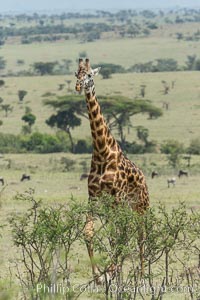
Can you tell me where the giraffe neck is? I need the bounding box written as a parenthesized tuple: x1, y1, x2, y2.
(85, 88, 119, 161)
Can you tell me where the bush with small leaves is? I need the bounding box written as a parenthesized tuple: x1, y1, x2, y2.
(9, 189, 86, 299)
(187, 138, 200, 155)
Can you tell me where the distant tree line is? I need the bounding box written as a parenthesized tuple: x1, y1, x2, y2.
(2, 8, 200, 46)
(21, 34, 70, 44)
(0, 21, 153, 44)
(2, 55, 200, 77)
(176, 29, 200, 42)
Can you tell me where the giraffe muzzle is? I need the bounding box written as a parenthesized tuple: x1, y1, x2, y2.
(75, 84, 81, 92)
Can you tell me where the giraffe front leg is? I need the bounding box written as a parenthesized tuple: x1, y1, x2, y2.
(84, 213, 102, 284)
(139, 228, 145, 277)
(137, 215, 146, 278)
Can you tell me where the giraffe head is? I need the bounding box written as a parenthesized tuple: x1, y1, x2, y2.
(75, 58, 100, 93)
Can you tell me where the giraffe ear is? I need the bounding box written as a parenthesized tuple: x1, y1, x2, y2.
(91, 67, 101, 76)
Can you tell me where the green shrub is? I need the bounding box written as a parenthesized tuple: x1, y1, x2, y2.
(145, 141, 158, 153)
(160, 139, 185, 154)
(122, 141, 145, 154)
(74, 139, 92, 154)
(0, 133, 22, 153)
(0, 132, 71, 154)
(9, 189, 85, 299)
(21, 132, 70, 153)
(0, 80, 5, 87)
(152, 58, 178, 72)
(8, 189, 200, 300)
(187, 138, 200, 155)
(161, 140, 185, 168)
(21, 125, 32, 135)
(128, 58, 179, 73)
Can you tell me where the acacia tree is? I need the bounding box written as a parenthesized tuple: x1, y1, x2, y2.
(136, 125, 149, 147)
(46, 110, 81, 153)
(66, 80, 72, 91)
(22, 113, 36, 134)
(44, 95, 162, 151)
(1, 104, 13, 117)
(18, 90, 28, 102)
(99, 96, 162, 148)
(140, 85, 146, 98)
(185, 55, 197, 70)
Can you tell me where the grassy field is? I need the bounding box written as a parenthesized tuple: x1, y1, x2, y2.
(0, 70, 200, 147)
(1, 36, 200, 73)
(0, 152, 200, 205)
(0, 11, 200, 300)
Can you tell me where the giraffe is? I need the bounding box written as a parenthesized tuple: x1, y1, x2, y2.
(75, 58, 150, 282)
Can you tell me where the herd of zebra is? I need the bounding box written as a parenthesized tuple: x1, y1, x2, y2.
(0, 170, 189, 188)
(80, 170, 189, 188)
(151, 169, 189, 188)
(0, 174, 31, 186)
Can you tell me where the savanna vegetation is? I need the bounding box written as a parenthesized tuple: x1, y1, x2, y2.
(0, 7, 200, 300)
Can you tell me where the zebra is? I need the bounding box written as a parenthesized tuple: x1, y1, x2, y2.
(178, 170, 188, 178)
(151, 171, 158, 179)
(21, 174, 31, 182)
(167, 177, 176, 188)
(0, 177, 4, 185)
(80, 173, 89, 181)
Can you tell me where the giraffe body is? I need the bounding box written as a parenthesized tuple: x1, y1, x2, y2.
(89, 144, 149, 211)
(75, 58, 149, 281)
